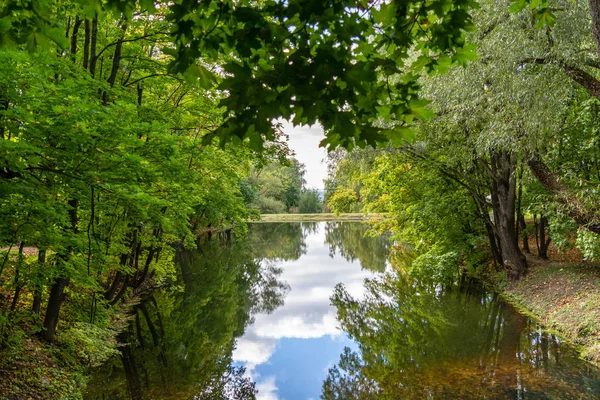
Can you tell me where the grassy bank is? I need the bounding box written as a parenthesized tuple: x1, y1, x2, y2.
(504, 256, 600, 365)
(255, 213, 386, 222)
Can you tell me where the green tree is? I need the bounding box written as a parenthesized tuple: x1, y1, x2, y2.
(246, 157, 306, 213)
(298, 189, 323, 214)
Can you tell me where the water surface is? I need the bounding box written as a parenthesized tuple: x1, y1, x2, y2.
(86, 222, 600, 399)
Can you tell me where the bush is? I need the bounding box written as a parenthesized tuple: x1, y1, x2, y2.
(327, 188, 358, 214)
(251, 196, 286, 214)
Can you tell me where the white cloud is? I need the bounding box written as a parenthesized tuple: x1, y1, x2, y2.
(232, 336, 277, 373)
(281, 121, 327, 189)
(256, 376, 279, 400)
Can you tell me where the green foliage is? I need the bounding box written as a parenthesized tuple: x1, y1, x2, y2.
(247, 222, 309, 262)
(327, 188, 359, 215)
(321, 347, 379, 400)
(87, 234, 289, 399)
(252, 196, 286, 214)
(325, 222, 390, 272)
(61, 323, 120, 368)
(246, 157, 307, 213)
(548, 213, 579, 250)
(298, 188, 323, 214)
(1, 0, 480, 150)
(577, 229, 600, 261)
(0, 2, 273, 397)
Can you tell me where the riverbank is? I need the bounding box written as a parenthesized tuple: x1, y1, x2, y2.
(504, 255, 600, 366)
(257, 213, 385, 222)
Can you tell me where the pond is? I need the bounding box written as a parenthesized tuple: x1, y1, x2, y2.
(85, 222, 600, 399)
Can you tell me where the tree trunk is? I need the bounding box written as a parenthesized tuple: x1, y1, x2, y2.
(538, 215, 551, 259)
(135, 311, 146, 349)
(10, 242, 25, 311)
(102, 22, 128, 104)
(41, 198, 78, 342)
(590, 0, 600, 58)
(519, 214, 530, 253)
(32, 248, 46, 314)
(119, 333, 142, 400)
(83, 19, 90, 69)
(70, 17, 82, 59)
(488, 152, 528, 280)
(90, 14, 98, 76)
(40, 277, 69, 342)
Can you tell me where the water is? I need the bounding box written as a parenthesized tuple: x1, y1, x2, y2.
(86, 222, 600, 399)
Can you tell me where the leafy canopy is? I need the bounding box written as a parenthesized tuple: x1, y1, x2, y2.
(1, 0, 479, 150)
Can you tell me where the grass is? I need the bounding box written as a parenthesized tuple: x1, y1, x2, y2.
(254, 213, 386, 223)
(504, 258, 600, 365)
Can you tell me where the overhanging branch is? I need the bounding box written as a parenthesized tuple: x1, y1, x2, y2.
(522, 57, 600, 100)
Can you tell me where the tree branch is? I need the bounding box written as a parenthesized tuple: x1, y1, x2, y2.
(527, 157, 600, 234)
(94, 32, 166, 61)
(522, 57, 600, 100)
(126, 73, 182, 87)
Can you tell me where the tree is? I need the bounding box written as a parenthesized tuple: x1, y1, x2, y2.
(87, 238, 288, 399)
(0, 2, 257, 347)
(1, 0, 479, 149)
(324, 268, 594, 399)
(298, 188, 323, 214)
(325, 222, 390, 272)
(245, 157, 307, 213)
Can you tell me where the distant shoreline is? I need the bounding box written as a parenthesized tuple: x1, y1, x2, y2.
(253, 213, 386, 223)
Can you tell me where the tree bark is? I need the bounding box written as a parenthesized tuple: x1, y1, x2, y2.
(70, 17, 82, 59)
(527, 158, 600, 234)
(519, 214, 530, 253)
(102, 22, 128, 104)
(488, 152, 528, 279)
(9, 242, 25, 311)
(32, 248, 46, 314)
(119, 332, 142, 400)
(83, 19, 90, 69)
(590, 0, 600, 58)
(40, 277, 69, 342)
(41, 198, 78, 342)
(90, 14, 98, 76)
(538, 215, 551, 259)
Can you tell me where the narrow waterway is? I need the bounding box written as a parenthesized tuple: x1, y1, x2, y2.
(86, 222, 600, 399)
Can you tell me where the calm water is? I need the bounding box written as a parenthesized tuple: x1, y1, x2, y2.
(86, 222, 600, 399)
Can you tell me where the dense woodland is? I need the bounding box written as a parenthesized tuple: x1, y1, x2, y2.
(242, 158, 324, 214)
(325, 0, 600, 281)
(2, 0, 600, 398)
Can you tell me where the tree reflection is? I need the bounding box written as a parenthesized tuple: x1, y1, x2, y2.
(325, 222, 390, 272)
(247, 222, 308, 261)
(86, 239, 289, 400)
(323, 264, 600, 399)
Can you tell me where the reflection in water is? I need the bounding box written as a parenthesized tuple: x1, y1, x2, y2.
(324, 222, 390, 272)
(85, 223, 600, 400)
(233, 222, 382, 399)
(247, 223, 313, 262)
(324, 270, 600, 399)
(85, 237, 288, 400)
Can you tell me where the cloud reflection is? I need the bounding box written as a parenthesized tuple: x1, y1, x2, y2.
(233, 223, 379, 398)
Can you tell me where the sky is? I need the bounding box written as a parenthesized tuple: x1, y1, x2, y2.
(281, 121, 328, 190)
(233, 223, 378, 400)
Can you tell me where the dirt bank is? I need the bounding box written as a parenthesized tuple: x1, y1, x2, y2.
(505, 255, 600, 365)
